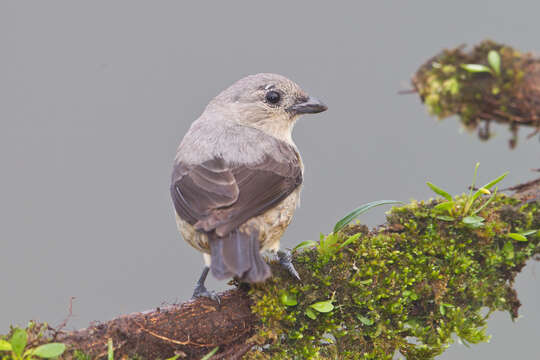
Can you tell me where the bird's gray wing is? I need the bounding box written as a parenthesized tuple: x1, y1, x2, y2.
(171, 146, 302, 237)
(171, 157, 239, 226)
(171, 144, 302, 282)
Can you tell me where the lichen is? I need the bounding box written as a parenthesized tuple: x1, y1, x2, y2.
(245, 194, 540, 359)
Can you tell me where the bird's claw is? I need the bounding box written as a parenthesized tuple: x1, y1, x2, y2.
(192, 285, 220, 304)
(278, 250, 301, 281)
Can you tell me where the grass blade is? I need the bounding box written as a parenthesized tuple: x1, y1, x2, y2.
(520, 230, 538, 237)
(339, 233, 362, 249)
(472, 188, 498, 215)
(471, 172, 508, 203)
(108, 338, 114, 360)
(463, 162, 480, 215)
(426, 182, 453, 201)
(201, 346, 219, 360)
(293, 240, 317, 252)
(482, 172, 509, 190)
(469, 162, 480, 199)
(334, 200, 402, 233)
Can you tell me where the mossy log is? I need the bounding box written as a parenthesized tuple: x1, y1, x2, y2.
(412, 40, 540, 147)
(20, 177, 540, 359)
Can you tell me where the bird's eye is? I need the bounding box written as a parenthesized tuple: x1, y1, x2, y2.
(265, 90, 281, 104)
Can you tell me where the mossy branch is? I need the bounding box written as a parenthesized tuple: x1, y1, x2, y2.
(5, 178, 540, 360)
(411, 40, 540, 147)
(248, 194, 539, 359)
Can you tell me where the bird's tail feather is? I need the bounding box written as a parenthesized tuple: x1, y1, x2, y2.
(209, 228, 271, 283)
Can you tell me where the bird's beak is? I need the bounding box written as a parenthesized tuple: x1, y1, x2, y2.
(287, 96, 328, 114)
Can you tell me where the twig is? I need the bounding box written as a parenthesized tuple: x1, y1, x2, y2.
(52, 297, 75, 340)
(134, 321, 214, 347)
(397, 88, 417, 95)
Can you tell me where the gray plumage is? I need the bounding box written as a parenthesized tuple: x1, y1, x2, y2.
(171, 73, 327, 284)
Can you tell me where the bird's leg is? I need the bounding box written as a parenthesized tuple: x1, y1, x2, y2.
(277, 250, 301, 281)
(192, 266, 220, 303)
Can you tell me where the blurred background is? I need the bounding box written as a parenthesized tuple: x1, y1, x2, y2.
(1, 1, 539, 358)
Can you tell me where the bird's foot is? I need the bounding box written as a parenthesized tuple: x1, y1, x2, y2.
(192, 284, 220, 303)
(277, 250, 301, 281)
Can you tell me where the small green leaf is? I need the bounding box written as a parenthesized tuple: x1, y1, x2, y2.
(166, 355, 181, 360)
(310, 300, 334, 313)
(305, 307, 317, 320)
(10, 328, 27, 357)
(461, 64, 493, 74)
(520, 229, 538, 237)
(488, 50, 501, 76)
(31, 343, 66, 358)
(462, 215, 484, 223)
(502, 241, 514, 260)
(434, 201, 454, 212)
(436, 215, 455, 221)
(334, 200, 402, 233)
(339, 233, 362, 249)
(201, 346, 219, 360)
(0, 340, 12, 351)
(359, 278, 373, 285)
(357, 315, 374, 326)
(293, 240, 317, 252)
(508, 233, 528, 242)
(426, 182, 453, 201)
(465, 162, 481, 212)
(462, 215, 484, 227)
(280, 292, 298, 306)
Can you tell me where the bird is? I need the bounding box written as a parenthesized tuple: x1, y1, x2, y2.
(170, 73, 327, 300)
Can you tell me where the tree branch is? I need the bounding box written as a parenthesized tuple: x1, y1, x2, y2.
(25, 174, 540, 359)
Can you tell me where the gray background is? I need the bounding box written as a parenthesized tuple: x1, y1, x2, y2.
(1, 1, 539, 358)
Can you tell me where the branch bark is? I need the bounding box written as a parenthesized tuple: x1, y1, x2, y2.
(52, 289, 256, 359)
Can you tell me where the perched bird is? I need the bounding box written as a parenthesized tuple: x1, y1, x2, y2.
(171, 73, 327, 299)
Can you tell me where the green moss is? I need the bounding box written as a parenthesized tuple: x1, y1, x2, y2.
(245, 194, 540, 359)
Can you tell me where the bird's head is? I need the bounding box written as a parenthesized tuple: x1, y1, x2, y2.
(209, 73, 327, 142)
